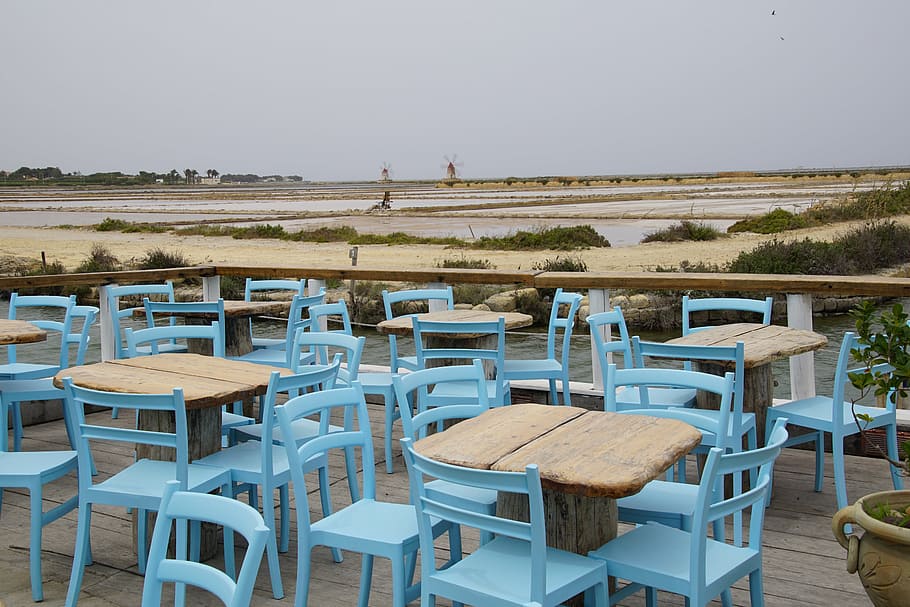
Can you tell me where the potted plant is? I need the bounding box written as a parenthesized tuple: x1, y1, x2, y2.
(832, 301, 910, 607)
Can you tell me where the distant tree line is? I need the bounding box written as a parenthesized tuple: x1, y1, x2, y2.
(0, 166, 304, 186)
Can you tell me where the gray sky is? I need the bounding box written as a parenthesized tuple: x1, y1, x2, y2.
(2, 1, 908, 182)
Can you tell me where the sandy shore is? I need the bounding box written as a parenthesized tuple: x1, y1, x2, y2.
(3, 216, 908, 275)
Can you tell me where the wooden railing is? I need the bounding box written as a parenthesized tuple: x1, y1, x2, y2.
(4, 265, 910, 400)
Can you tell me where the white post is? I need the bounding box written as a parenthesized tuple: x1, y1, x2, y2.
(202, 275, 221, 302)
(787, 293, 817, 400)
(427, 282, 447, 312)
(588, 289, 610, 391)
(98, 284, 116, 361)
(308, 279, 328, 331)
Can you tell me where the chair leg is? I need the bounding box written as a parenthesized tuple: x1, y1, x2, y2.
(886, 423, 905, 490)
(748, 568, 766, 607)
(548, 379, 559, 406)
(813, 430, 824, 492)
(385, 394, 396, 474)
(29, 485, 44, 601)
(279, 484, 290, 553)
(137, 508, 148, 574)
(390, 552, 408, 607)
(358, 554, 375, 607)
(316, 466, 343, 562)
(261, 484, 285, 599)
(832, 435, 849, 512)
(295, 548, 313, 607)
(65, 503, 92, 607)
(12, 401, 23, 452)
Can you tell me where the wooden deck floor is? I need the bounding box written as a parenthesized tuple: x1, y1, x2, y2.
(0, 402, 887, 607)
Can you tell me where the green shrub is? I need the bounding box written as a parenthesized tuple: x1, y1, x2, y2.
(287, 225, 359, 242)
(175, 225, 235, 237)
(642, 221, 725, 242)
(75, 243, 121, 273)
(474, 225, 609, 251)
(136, 248, 191, 270)
(94, 217, 167, 233)
(231, 224, 287, 240)
(95, 217, 131, 232)
(654, 260, 725, 273)
(531, 255, 588, 272)
(13, 259, 69, 296)
(728, 209, 810, 234)
(435, 255, 496, 270)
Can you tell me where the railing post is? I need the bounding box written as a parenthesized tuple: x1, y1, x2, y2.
(588, 289, 610, 391)
(308, 279, 328, 330)
(202, 275, 221, 302)
(98, 284, 116, 361)
(427, 282, 447, 312)
(787, 293, 817, 400)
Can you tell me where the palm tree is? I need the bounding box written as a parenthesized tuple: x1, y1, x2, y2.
(184, 169, 192, 184)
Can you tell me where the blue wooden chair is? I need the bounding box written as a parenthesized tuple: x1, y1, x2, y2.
(231, 292, 324, 368)
(588, 306, 696, 408)
(195, 360, 341, 600)
(141, 480, 269, 607)
(2, 304, 98, 451)
(503, 288, 583, 405)
(0, 387, 78, 602)
(413, 315, 511, 407)
(765, 331, 904, 512)
(243, 277, 306, 350)
(61, 379, 233, 607)
(309, 299, 406, 473)
(587, 418, 790, 607)
(276, 381, 457, 607)
(393, 360, 497, 543)
(107, 282, 184, 360)
(142, 298, 226, 352)
(401, 436, 610, 607)
(1, 293, 76, 380)
(381, 286, 454, 372)
(681, 295, 773, 335)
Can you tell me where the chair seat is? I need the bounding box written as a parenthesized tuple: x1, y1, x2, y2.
(616, 385, 697, 408)
(425, 479, 498, 513)
(769, 396, 895, 432)
(503, 358, 562, 378)
(589, 522, 760, 598)
(0, 363, 60, 381)
(222, 411, 254, 429)
(92, 459, 230, 503)
(231, 349, 315, 368)
(234, 417, 343, 445)
(358, 372, 396, 397)
(432, 535, 606, 605)
(310, 499, 422, 548)
(617, 480, 698, 526)
(0, 378, 64, 401)
(133, 343, 188, 356)
(395, 355, 420, 372)
(196, 441, 291, 478)
(0, 450, 77, 478)
(251, 336, 286, 350)
(429, 380, 507, 406)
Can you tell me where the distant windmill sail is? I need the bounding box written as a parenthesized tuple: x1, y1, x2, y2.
(442, 154, 462, 179)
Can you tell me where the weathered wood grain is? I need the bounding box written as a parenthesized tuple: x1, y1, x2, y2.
(375, 309, 533, 336)
(666, 323, 828, 368)
(0, 319, 47, 345)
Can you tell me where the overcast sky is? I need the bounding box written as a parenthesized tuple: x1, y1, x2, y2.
(2, 1, 908, 181)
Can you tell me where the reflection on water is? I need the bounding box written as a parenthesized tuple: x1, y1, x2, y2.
(7, 297, 906, 403)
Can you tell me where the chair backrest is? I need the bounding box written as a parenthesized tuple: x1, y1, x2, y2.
(392, 359, 489, 439)
(412, 316, 507, 402)
(125, 321, 225, 358)
(402, 436, 549, 604)
(632, 337, 746, 432)
(141, 481, 269, 607)
(107, 282, 177, 359)
(681, 295, 773, 335)
(586, 306, 634, 371)
(544, 288, 584, 362)
(833, 331, 898, 426)
(5, 293, 77, 367)
(382, 287, 454, 371)
(62, 378, 192, 496)
(687, 418, 789, 592)
(280, 292, 326, 350)
(607, 365, 736, 451)
(143, 298, 226, 331)
(276, 382, 375, 534)
(307, 300, 353, 334)
(243, 278, 306, 301)
(290, 326, 364, 378)
(68, 305, 99, 366)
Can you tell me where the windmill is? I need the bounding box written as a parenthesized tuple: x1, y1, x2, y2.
(378, 162, 392, 183)
(442, 154, 463, 180)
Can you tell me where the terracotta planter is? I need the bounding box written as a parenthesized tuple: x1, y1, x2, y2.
(833, 490, 910, 607)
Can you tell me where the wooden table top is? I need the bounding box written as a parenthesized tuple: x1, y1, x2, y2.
(376, 309, 534, 336)
(0, 319, 48, 345)
(664, 323, 828, 368)
(53, 353, 288, 410)
(414, 403, 702, 498)
(135, 299, 291, 319)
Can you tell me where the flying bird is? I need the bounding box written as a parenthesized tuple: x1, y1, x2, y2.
(771, 9, 775, 15)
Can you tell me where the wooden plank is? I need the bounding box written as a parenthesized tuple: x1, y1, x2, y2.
(53, 362, 259, 409)
(493, 411, 702, 497)
(0, 319, 47, 345)
(413, 403, 584, 468)
(667, 323, 828, 367)
(376, 309, 533, 336)
(109, 353, 287, 385)
(136, 299, 291, 319)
